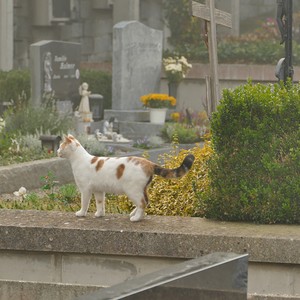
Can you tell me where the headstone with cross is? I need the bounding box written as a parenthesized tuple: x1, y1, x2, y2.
(190, 0, 232, 115)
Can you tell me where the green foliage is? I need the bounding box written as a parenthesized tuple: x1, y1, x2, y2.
(146, 141, 212, 216)
(0, 132, 14, 155)
(163, 1, 300, 64)
(80, 69, 112, 110)
(58, 184, 78, 203)
(0, 133, 55, 166)
(41, 171, 59, 200)
(113, 138, 213, 217)
(164, 0, 202, 50)
(162, 110, 209, 143)
(203, 81, 300, 224)
(3, 104, 73, 136)
(0, 69, 30, 107)
(161, 123, 201, 144)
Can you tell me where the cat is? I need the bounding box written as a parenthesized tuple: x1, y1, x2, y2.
(57, 134, 195, 222)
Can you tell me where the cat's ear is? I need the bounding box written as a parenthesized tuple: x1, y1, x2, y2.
(63, 134, 73, 144)
(67, 134, 74, 139)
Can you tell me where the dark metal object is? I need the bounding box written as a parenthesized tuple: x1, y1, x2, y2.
(276, 0, 294, 82)
(40, 135, 61, 153)
(89, 93, 104, 121)
(77, 252, 248, 300)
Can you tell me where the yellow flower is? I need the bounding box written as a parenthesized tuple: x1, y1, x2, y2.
(140, 93, 176, 108)
(171, 112, 180, 122)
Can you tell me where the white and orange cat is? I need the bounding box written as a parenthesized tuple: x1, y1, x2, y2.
(57, 134, 195, 222)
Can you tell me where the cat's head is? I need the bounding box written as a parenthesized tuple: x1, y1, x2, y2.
(57, 134, 80, 158)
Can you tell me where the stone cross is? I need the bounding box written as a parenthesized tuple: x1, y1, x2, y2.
(190, 0, 232, 114)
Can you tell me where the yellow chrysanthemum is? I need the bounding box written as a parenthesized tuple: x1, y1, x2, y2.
(140, 93, 176, 108)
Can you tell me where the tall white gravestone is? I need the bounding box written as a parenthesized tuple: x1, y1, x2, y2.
(112, 21, 163, 110)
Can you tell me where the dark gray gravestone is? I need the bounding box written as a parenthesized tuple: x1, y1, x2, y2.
(30, 40, 81, 107)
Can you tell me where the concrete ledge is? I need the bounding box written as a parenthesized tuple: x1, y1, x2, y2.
(0, 210, 300, 299)
(0, 280, 100, 300)
(0, 210, 299, 264)
(0, 158, 73, 194)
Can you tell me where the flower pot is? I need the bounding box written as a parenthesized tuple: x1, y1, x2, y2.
(168, 82, 179, 98)
(150, 108, 167, 124)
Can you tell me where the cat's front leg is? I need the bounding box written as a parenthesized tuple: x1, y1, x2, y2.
(94, 191, 105, 217)
(76, 189, 92, 217)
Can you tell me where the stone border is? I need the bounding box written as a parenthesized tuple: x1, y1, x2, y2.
(0, 144, 196, 194)
(0, 210, 299, 265)
(0, 158, 73, 194)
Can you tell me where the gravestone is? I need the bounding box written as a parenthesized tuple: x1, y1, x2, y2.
(102, 21, 163, 138)
(30, 40, 81, 110)
(112, 21, 163, 111)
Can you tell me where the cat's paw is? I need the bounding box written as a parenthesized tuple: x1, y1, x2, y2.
(75, 210, 87, 217)
(95, 211, 105, 218)
(129, 208, 137, 217)
(130, 213, 144, 222)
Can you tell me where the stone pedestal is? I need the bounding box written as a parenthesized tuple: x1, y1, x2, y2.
(0, 0, 13, 70)
(76, 120, 92, 135)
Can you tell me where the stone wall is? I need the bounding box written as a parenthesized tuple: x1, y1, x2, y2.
(0, 210, 299, 299)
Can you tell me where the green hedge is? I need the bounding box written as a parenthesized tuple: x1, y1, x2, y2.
(0, 70, 31, 106)
(80, 69, 112, 110)
(0, 69, 112, 110)
(204, 81, 300, 224)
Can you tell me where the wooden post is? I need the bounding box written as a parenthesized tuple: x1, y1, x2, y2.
(190, 0, 232, 113)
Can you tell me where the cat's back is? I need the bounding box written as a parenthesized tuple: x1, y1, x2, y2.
(89, 155, 154, 177)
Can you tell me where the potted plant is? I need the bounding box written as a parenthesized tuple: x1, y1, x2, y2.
(140, 93, 176, 124)
(162, 56, 192, 98)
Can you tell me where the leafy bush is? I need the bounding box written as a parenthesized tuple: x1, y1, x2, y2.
(80, 69, 112, 110)
(0, 133, 55, 166)
(115, 139, 213, 217)
(161, 110, 209, 143)
(147, 141, 212, 216)
(3, 105, 73, 136)
(203, 81, 300, 224)
(163, 0, 300, 64)
(161, 123, 201, 144)
(0, 69, 30, 107)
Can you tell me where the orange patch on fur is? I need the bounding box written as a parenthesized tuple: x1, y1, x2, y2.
(129, 157, 154, 177)
(91, 156, 98, 164)
(96, 159, 104, 171)
(67, 135, 80, 146)
(116, 164, 125, 179)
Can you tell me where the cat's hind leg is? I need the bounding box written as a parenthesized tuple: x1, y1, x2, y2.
(95, 191, 105, 217)
(76, 189, 92, 217)
(128, 189, 148, 222)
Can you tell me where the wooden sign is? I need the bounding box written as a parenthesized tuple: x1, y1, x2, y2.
(190, 0, 232, 114)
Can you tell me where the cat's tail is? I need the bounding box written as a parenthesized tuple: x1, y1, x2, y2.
(153, 154, 195, 179)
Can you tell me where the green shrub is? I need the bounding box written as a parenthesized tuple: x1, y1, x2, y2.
(3, 105, 73, 136)
(114, 139, 213, 217)
(0, 69, 30, 107)
(163, 0, 300, 64)
(202, 81, 300, 224)
(161, 123, 202, 144)
(80, 69, 112, 110)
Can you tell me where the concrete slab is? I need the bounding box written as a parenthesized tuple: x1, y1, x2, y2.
(0, 210, 299, 299)
(0, 210, 299, 265)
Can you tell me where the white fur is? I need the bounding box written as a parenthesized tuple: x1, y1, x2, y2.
(57, 135, 150, 221)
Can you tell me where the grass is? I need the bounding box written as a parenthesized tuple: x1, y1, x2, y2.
(0, 183, 130, 215)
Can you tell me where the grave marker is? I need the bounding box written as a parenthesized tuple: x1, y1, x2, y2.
(30, 40, 81, 108)
(190, 0, 232, 114)
(112, 21, 163, 110)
